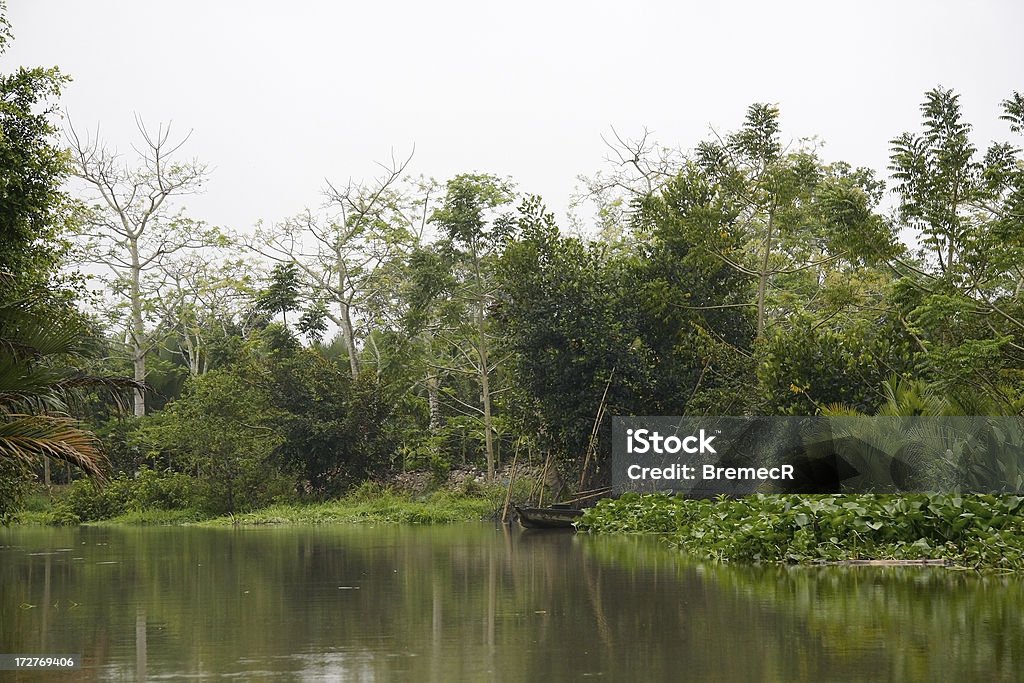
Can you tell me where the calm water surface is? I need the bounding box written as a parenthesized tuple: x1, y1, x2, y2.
(1, 523, 1022, 681)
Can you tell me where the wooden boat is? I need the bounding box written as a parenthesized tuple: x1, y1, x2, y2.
(514, 504, 583, 529)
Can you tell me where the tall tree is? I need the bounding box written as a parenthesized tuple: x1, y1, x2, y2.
(426, 173, 515, 480)
(0, 8, 72, 305)
(690, 104, 894, 338)
(496, 198, 628, 483)
(891, 88, 1002, 278)
(890, 87, 1024, 289)
(68, 119, 213, 416)
(153, 253, 257, 377)
(249, 152, 429, 379)
(888, 88, 1024, 402)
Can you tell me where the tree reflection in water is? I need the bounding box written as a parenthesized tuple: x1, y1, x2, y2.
(1, 524, 1022, 681)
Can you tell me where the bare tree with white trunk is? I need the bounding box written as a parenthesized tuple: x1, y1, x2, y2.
(247, 150, 432, 379)
(67, 117, 213, 416)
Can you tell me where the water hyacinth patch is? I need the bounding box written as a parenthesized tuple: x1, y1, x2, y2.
(577, 493, 1024, 570)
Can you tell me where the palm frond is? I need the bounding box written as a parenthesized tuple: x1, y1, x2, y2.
(0, 414, 107, 481)
(0, 300, 90, 359)
(56, 374, 147, 414)
(820, 402, 864, 417)
(0, 299, 130, 484)
(0, 356, 72, 412)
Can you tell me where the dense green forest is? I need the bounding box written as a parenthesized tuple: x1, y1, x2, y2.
(2, 7, 1024, 522)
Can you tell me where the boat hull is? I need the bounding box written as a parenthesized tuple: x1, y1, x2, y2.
(514, 506, 583, 529)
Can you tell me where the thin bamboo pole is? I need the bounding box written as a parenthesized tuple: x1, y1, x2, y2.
(559, 487, 612, 505)
(578, 368, 616, 491)
(537, 450, 553, 507)
(501, 443, 521, 524)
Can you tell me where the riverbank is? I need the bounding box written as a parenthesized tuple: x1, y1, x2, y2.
(577, 493, 1024, 571)
(18, 478, 1024, 571)
(12, 479, 523, 527)
(200, 487, 505, 526)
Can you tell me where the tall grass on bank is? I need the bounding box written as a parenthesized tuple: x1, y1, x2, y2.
(10, 478, 520, 526)
(578, 493, 1024, 570)
(200, 482, 508, 526)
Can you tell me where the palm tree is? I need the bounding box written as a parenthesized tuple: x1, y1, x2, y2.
(0, 299, 137, 482)
(819, 376, 1024, 492)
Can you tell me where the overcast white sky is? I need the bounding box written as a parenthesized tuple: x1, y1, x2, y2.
(4, 1, 1023, 234)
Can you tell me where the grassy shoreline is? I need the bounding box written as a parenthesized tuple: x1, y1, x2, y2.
(199, 488, 504, 526)
(577, 492, 1024, 571)
(11, 483, 510, 527)
(17, 483, 1024, 572)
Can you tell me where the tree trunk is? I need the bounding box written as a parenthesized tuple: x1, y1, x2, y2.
(427, 372, 441, 434)
(477, 300, 495, 481)
(130, 240, 146, 417)
(324, 303, 360, 379)
(339, 301, 360, 380)
(467, 241, 497, 481)
(947, 182, 960, 277)
(182, 332, 200, 377)
(755, 205, 776, 340)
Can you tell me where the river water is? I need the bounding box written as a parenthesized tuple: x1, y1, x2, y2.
(1, 524, 1022, 681)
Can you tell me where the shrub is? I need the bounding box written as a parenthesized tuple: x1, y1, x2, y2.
(52, 467, 207, 522)
(0, 460, 31, 524)
(54, 477, 131, 522)
(128, 467, 198, 511)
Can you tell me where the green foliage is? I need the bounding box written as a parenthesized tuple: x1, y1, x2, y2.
(128, 465, 202, 511)
(0, 13, 74, 304)
(495, 205, 632, 480)
(820, 377, 1024, 493)
(91, 416, 147, 475)
(0, 458, 30, 522)
(890, 88, 985, 275)
(579, 492, 1024, 569)
(429, 173, 515, 247)
(51, 467, 201, 523)
(682, 105, 897, 339)
(126, 329, 400, 506)
(497, 191, 756, 484)
(142, 363, 289, 514)
(886, 88, 1024, 405)
(758, 311, 918, 415)
(403, 172, 520, 479)
(257, 263, 301, 325)
(53, 478, 129, 523)
(201, 486, 505, 526)
(297, 299, 328, 343)
(263, 347, 398, 495)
